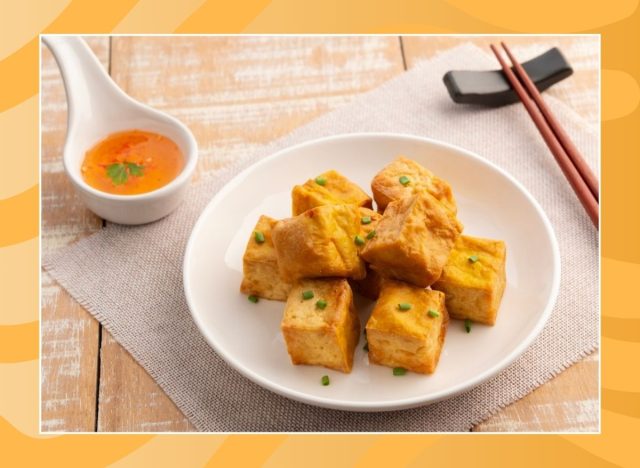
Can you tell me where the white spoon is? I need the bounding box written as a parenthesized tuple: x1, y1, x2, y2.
(42, 35, 198, 225)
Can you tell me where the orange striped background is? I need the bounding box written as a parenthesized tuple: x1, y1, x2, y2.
(2, 1, 638, 466)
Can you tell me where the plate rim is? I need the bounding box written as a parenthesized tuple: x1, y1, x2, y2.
(183, 132, 561, 412)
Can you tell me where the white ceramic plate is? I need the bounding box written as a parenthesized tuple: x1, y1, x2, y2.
(184, 133, 560, 411)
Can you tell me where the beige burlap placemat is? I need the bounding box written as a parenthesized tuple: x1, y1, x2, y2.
(44, 44, 599, 432)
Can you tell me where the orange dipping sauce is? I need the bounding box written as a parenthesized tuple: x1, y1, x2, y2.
(81, 130, 184, 195)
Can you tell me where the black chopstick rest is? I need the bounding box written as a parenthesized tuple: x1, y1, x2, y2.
(443, 47, 573, 107)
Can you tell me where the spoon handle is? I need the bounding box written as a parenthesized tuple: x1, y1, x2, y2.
(42, 36, 125, 122)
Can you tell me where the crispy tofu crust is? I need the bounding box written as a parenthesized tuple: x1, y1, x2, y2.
(292, 170, 372, 215)
(357, 207, 381, 241)
(371, 156, 456, 213)
(240, 215, 292, 301)
(432, 235, 506, 325)
(347, 208, 385, 299)
(272, 204, 366, 282)
(281, 278, 360, 373)
(361, 192, 463, 288)
(366, 280, 448, 374)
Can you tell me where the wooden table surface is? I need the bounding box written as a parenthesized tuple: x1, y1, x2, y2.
(41, 35, 599, 432)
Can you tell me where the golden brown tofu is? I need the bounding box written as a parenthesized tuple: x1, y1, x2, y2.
(348, 208, 384, 299)
(281, 279, 360, 373)
(292, 170, 372, 215)
(371, 156, 456, 213)
(240, 215, 292, 301)
(357, 207, 382, 241)
(366, 280, 448, 374)
(432, 235, 507, 326)
(272, 204, 366, 282)
(361, 192, 463, 287)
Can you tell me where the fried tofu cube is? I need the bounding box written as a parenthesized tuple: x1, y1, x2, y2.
(348, 207, 384, 298)
(240, 215, 292, 301)
(432, 235, 507, 325)
(366, 280, 448, 374)
(281, 279, 360, 373)
(361, 192, 463, 287)
(371, 156, 456, 213)
(272, 204, 366, 282)
(292, 170, 372, 215)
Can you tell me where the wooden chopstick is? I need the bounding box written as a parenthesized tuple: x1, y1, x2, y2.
(501, 42, 599, 201)
(489, 44, 599, 228)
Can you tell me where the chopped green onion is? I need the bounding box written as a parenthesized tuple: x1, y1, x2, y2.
(354, 235, 365, 246)
(397, 303, 412, 311)
(428, 309, 440, 318)
(254, 231, 265, 244)
(393, 367, 407, 376)
(363, 342, 369, 352)
(399, 175, 410, 186)
(321, 375, 330, 386)
(465, 319, 472, 333)
(468, 255, 479, 263)
(366, 230, 376, 240)
(315, 176, 327, 186)
(248, 295, 259, 303)
(302, 290, 314, 300)
(361, 216, 372, 225)
(316, 299, 327, 309)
